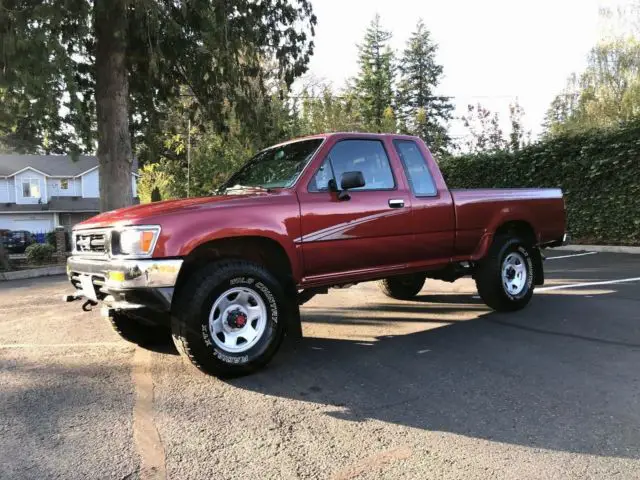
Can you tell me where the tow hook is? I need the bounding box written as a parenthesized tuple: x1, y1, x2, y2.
(62, 293, 83, 302)
(62, 293, 98, 311)
(82, 299, 98, 311)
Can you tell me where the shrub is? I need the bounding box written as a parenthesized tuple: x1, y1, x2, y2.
(46, 231, 56, 246)
(25, 243, 55, 265)
(439, 121, 640, 245)
(46, 230, 71, 252)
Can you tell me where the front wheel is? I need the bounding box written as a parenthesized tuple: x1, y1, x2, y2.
(475, 235, 535, 312)
(109, 311, 171, 346)
(171, 260, 287, 378)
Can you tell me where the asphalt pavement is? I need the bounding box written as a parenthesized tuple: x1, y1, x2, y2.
(1, 250, 639, 479)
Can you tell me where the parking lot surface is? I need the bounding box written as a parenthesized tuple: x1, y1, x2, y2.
(1, 251, 640, 479)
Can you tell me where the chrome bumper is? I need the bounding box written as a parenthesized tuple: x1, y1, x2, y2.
(67, 256, 183, 290)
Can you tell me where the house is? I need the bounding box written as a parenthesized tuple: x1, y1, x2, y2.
(0, 155, 138, 233)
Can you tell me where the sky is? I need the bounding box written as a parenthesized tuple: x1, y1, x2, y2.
(299, 0, 632, 142)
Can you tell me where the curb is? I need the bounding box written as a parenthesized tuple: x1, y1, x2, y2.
(0, 265, 66, 281)
(555, 245, 640, 254)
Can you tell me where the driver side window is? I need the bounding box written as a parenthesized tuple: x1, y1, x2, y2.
(309, 139, 395, 192)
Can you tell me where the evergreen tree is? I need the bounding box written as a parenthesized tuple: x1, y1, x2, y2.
(397, 19, 453, 156)
(1, 1, 316, 211)
(354, 15, 395, 131)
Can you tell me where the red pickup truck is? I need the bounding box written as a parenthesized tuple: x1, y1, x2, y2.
(65, 133, 567, 377)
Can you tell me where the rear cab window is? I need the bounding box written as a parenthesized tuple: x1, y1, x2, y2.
(393, 140, 437, 197)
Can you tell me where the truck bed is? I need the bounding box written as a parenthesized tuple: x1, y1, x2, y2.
(451, 188, 566, 255)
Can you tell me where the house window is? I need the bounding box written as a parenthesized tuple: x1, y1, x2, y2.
(60, 178, 69, 190)
(22, 179, 41, 198)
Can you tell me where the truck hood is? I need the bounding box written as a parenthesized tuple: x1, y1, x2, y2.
(77, 193, 272, 229)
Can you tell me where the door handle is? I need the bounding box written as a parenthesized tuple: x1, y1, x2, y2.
(388, 199, 405, 208)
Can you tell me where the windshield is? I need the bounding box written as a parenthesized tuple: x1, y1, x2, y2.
(220, 138, 323, 192)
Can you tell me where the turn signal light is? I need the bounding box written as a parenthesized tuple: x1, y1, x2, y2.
(141, 231, 155, 254)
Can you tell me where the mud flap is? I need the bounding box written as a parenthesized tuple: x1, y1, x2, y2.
(284, 281, 303, 343)
(532, 248, 544, 286)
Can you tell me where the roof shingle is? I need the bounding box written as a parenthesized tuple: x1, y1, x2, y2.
(0, 197, 100, 213)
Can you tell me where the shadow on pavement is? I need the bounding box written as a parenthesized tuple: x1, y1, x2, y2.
(233, 290, 640, 459)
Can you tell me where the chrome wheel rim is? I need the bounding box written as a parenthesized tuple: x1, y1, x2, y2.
(502, 252, 528, 296)
(209, 287, 267, 353)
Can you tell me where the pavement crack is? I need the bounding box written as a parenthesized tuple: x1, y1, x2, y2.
(132, 348, 167, 480)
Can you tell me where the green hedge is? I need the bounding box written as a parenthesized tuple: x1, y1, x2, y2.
(439, 122, 640, 245)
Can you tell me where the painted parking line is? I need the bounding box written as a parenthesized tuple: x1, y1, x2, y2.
(545, 252, 597, 260)
(537, 277, 640, 292)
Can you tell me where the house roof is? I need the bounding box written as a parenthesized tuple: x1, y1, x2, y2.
(0, 197, 100, 213)
(0, 155, 138, 177)
(49, 197, 100, 212)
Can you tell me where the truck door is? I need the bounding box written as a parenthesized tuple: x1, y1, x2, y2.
(297, 138, 415, 280)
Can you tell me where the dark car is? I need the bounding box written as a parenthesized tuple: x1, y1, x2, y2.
(2, 230, 35, 253)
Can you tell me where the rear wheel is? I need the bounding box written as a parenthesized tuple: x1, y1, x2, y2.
(171, 259, 287, 378)
(109, 311, 171, 346)
(379, 273, 427, 300)
(475, 235, 535, 312)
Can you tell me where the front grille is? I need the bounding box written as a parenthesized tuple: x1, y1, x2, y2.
(74, 230, 109, 255)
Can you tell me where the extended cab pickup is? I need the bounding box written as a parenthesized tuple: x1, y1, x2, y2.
(65, 133, 567, 376)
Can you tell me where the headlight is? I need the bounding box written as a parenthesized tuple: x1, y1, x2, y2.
(116, 226, 161, 257)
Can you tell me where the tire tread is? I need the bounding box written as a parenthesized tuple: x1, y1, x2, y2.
(171, 259, 285, 377)
(475, 235, 534, 312)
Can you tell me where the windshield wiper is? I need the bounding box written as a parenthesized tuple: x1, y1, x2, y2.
(219, 184, 273, 195)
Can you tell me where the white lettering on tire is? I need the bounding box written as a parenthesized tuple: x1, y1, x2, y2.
(203, 277, 278, 365)
(255, 281, 278, 323)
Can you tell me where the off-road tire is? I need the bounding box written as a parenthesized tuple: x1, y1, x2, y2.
(109, 311, 171, 346)
(379, 273, 427, 300)
(475, 235, 535, 312)
(171, 259, 287, 378)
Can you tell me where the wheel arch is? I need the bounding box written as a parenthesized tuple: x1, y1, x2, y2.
(474, 220, 544, 286)
(494, 220, 537, 245)
(173, 236, 296, 304)
(472, 216, 538, 260)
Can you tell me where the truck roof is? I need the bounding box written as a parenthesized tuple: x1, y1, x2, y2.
(268, 132, 423, 150)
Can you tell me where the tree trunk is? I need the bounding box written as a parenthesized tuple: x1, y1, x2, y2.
(94, 0, 133, 213)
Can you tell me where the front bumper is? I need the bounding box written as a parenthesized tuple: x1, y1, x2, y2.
(68, 256, 183, 290)
(66, 256, 183, 312)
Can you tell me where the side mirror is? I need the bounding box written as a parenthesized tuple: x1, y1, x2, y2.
(340, 171, 365, 190)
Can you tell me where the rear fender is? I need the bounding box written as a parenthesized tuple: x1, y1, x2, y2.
(471, 205, 539, 261)
(470, 233, 493, 261)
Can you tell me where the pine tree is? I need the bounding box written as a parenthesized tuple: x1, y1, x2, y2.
(397, 19, 454, 156)
(1, 1, 316, 211)
(354, 15, 395, 131)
